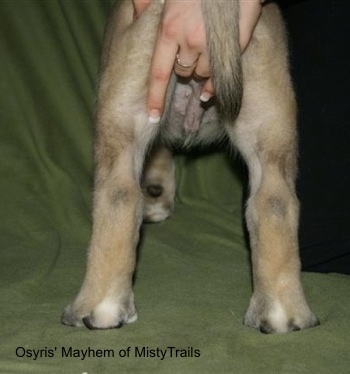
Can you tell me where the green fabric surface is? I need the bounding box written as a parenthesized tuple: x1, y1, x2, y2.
(1, 1, 349, 373)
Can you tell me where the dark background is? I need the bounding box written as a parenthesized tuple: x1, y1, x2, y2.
(278, 0, 350, 273)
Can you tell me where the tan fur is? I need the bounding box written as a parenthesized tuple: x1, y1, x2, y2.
(61, 0, 319, 333)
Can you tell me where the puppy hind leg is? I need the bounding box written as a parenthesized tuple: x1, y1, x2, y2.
(61, 116, 158, 329)
(230, 125, 318, 333)
(61, 0, 164, 329)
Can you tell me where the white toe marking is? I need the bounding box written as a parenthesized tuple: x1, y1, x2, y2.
(93, 296, 137, 328)
(94, 297, 121, 328)
(145, 202, 171, 222)
(268, 301, 289, 333)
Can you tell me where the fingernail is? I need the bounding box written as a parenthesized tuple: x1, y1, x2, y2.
(200, 92, 212, 103)
(148, 109, 161, 124)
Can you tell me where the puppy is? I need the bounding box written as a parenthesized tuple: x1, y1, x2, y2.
(61, 0, 319, 333)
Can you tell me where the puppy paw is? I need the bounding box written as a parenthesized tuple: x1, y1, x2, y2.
(61, 294, 137, 329)
(143, 183, 174, 223)
(244, 293, 319, 334)
(142, 146, 175, 223)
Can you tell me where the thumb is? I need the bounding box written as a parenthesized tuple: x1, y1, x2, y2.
(133, 0, 152, 19)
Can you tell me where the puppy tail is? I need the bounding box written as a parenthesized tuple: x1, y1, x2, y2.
(201, 0, 243, 119)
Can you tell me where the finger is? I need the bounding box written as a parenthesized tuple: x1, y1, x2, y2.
(200, 78, 215, 102)
(174, 52, 198, 78)
(194, 52, 211, 79)
(147, 32, 179, 122)
(239, 0, 262, 52)
(133, 0, 152, 19)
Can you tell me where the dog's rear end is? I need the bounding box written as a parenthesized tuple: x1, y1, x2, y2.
(62, 0, 318, 333)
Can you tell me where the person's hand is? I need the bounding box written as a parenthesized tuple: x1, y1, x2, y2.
(133, 0, 151, 20)
(132, 0, 263, 123)
(239, 0, 264, 52)
(138, 0, 212, 123)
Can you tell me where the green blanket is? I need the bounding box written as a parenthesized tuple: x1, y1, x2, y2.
(1, 1, 349, 373)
